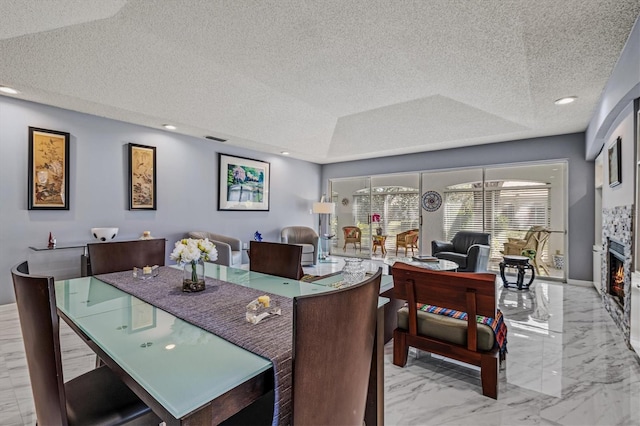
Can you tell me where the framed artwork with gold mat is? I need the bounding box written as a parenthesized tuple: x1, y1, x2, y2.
(28, 127, 70, 210)
(128, 143, 157, 210)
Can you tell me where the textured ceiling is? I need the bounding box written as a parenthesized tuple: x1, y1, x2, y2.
(1, 0, 638, 163)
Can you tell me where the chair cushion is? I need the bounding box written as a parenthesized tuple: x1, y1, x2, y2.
(295, 243, 315, 254)
(231, 250, 243, 266)
(397, 307, 495, 351)
(65, 365, 154, 425)
(301, 252, 315, 266)
(434, 252, 467, 269)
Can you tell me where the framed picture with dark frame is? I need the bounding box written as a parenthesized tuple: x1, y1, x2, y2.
(608, 137, 622, 188)
(128, 143, 157, 210)
(28, 127, 70, 210)
(218, 153, 270, 211)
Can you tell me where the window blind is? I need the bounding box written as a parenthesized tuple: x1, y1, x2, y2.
(354, 191, 420, 251)
(443, 183, 550, 260)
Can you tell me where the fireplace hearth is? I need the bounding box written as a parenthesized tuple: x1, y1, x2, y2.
(608, 239, 626, 309)
(602, 205, 633, 346)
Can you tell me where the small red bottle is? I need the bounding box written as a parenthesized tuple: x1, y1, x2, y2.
(48, 232, 55, 249)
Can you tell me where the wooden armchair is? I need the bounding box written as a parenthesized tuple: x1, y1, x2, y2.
(395, 229, 419, 256)
(342, 226, 362, 252)
(503, 226, 550, 275)
(391, 262, 501, 399)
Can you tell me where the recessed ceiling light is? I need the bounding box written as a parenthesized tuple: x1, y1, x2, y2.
(163, 124, 176, 130)
(165, 344, 176, 350)
(281, 151, 290, 155)
(0, 86, 19, 94)
(554, 96, 577, 105)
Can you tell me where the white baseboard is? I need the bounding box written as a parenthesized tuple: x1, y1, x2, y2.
(566, 279, 593, 288)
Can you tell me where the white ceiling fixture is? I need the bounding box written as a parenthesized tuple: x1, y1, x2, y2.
(554, 96, 578, 105)
(281, 151, 290, 155)
(0, 86, 19, 94)
(163, 124, 176, 130)
(0, 1, 638, 164)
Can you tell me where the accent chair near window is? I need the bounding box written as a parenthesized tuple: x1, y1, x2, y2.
(342, 226, 362, 252)
(188, 231, 243, 267)
(395, 229, 419, 256)
(431, 231, 491, 272)
(502, 226, 550, 275)
(280, 226, 319, 266)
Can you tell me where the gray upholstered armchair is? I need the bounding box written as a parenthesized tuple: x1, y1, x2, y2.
(188, 231, 243, 267)
(431, 231, 491, 272)
(281, 226, 319, 266)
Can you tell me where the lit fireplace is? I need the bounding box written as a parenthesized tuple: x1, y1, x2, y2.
(608, 239, 626, 308)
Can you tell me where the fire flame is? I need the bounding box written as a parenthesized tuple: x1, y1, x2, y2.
(614, 264, 624, 285)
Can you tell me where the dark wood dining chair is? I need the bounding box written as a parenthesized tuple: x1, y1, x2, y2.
(11, 261, 160, 425)
(292, 268, 382, 425)
(87, 239, 166, 275)
(249, 241, 304, 280)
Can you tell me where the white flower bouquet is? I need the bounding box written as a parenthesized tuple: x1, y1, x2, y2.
(171, 238, 218, 287)
(170, 238, 218, 265)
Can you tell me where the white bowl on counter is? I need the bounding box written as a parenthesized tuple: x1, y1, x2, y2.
(91, 227, 119, 242)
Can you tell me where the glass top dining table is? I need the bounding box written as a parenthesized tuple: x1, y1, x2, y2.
(55, 263, 391, 422)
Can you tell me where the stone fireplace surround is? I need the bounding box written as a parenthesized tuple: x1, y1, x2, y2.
(601, 205, 633, 344)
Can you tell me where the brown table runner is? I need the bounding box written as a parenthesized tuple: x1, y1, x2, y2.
(96, 267, 293, 425)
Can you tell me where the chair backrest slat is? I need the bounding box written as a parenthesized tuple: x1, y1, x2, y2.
(11, 261, 68, 425)
(249, 241, 303, 280)
(391, 262, 496, 318)
(292, 269, 382, 425)
(88, 239, 166, 275)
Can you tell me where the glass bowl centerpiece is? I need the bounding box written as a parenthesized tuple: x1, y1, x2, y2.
(170, 238, 218, 292)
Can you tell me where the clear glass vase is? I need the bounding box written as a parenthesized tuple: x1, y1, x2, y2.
(342, 258, 366, 285)
(182, 259, 205, 292)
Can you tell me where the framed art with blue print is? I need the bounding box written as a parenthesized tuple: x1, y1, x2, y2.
(218, 154, 270, 211)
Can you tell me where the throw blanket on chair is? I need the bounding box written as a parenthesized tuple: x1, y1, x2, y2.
(417, 304, 508, 359)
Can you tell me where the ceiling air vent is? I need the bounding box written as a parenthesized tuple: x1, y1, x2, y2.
(205, 135, 227, 142)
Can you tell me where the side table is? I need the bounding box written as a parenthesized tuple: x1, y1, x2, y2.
(372, 235, 387, 255)
(500, 255, 535, 290)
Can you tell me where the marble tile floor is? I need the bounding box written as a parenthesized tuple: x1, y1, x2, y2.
(1, 278, 640, 425)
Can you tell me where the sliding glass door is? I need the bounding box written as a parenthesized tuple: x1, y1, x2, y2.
(329, 174, 420, 259)
(330, 177, 371, 259)
(370, 175, 420, 256)
(485, 163, 566, 280)
(420, 161, 567, 280)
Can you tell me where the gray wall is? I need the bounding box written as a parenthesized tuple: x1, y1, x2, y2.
(0, 97, 321, 305)
(586, 15, 639, 159)
(322, 133, 594, 282)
